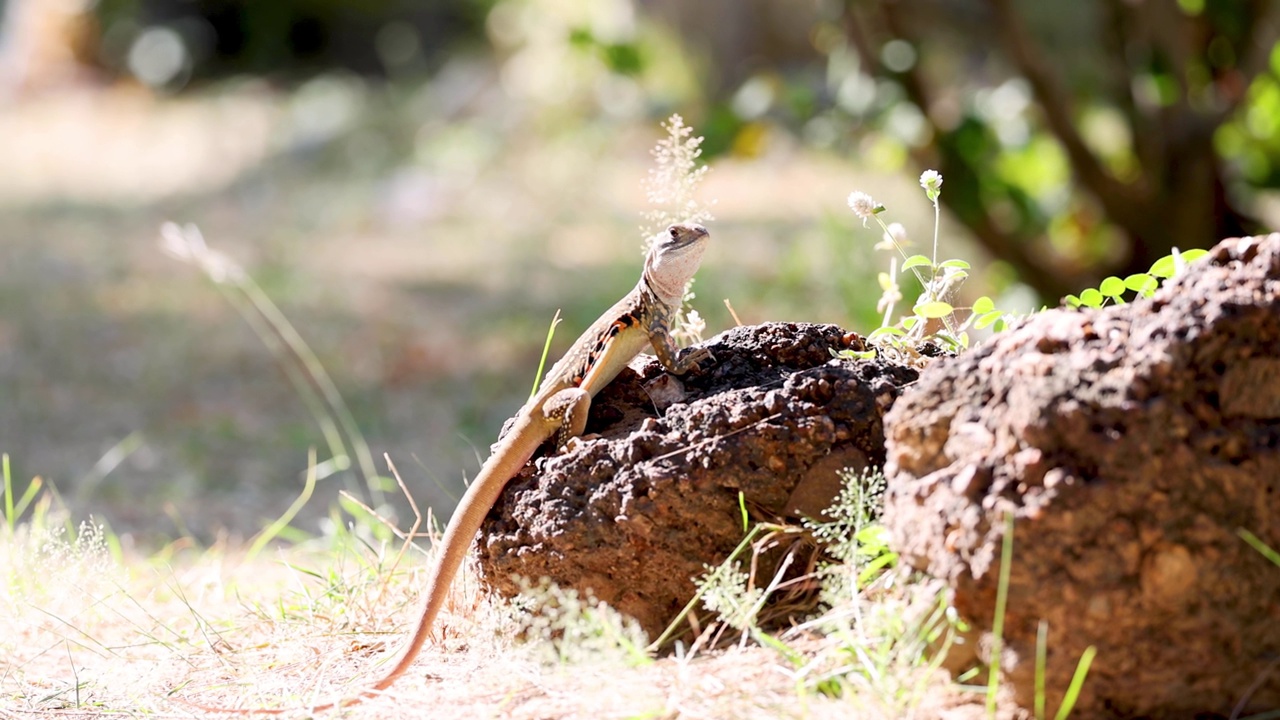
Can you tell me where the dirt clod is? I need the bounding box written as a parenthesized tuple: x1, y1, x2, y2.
(475, 322, 919, 639)
(883, 234, 1280, 718)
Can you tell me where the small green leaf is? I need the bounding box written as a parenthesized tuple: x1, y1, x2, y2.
(857, 552, 898, 586)
(934, 332, 963, 351)
(1099, 276, 1126, 298)
(603, 42, 644, 75)
(1079, 288, 1104, 307)
(855, 524, 889, 545)
(1149, 255, 1176, 278)
(975, 310, 1004, 329)
(915, 301, 954, 318)
(868, 326, 905, 339)
(938, 258, 971, 269)
(840, 349, 878, 360)
(972, 296, 995, 314)
(1124, 273, 1158, 294)
(1065, 295, 1082, 308)
(901, 254, 932, 270)
(901, 316, 919, 330)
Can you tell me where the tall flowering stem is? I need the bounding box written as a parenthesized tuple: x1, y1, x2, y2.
(642, 114, 715, 344)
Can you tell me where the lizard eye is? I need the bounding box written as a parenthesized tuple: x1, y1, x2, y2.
(668, 226, 680, 241)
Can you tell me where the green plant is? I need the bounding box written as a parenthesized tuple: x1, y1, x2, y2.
(1034, 620, 1097, 720)
(658, 468, 961, 713)
(511, 578, 652, 668)
(3, 453, 45, 534)
(806, 467, 896, 598)
(648, 518, 804, 652)
(1065, 247, 1210, 309)
(841, 170, 1013, 361)
(982, 513, 1096, 720)
(843, 173, 1215, 361)
(788, 469, 958, 710)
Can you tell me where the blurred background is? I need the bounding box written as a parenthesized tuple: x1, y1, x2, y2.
(0, 0, 1276, 543)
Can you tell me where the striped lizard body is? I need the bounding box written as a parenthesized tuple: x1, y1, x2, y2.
(193, 222, 712, 713)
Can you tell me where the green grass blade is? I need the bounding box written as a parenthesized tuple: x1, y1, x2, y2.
(166, 224, 383, 505)
(1053, 645, 1096, 720)
(530, 309, 563, 399)
(1035, 620, 1048, 720)
(12, 476, 44, 529)
(237, 276, 383, 505)
(987, 512, 1015, 718)
(1239, 528, 1280, 568)
(247, 448, 319, 561)
(217, 282, 351, 477)
(647, 523, 773, 651)
(3, 453, 12, 532)
(753, 629, 804, 667)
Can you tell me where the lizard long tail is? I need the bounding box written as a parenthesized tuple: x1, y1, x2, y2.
(358, 411, 555, 697)
(187, 412, 555, 714)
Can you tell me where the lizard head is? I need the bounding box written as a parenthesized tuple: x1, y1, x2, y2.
(645, 223, 710, 303)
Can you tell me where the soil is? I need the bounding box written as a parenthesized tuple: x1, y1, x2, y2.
(474, 322, 920, 639)
(883, 234, 1280, 719)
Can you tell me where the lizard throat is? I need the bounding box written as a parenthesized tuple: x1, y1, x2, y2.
(643, 253, 700, 305)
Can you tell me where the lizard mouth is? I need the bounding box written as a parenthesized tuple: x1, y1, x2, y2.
(666, 223, 709, 247)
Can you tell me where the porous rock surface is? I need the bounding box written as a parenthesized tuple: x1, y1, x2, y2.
(883, 235, 1280, 718)
(475, 322, 919, 638)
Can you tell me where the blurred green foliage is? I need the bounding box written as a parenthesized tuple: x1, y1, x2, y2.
(90, 0, 494, 84)
(1218, 46, 1280, 186)
(645, 0, 1280, 300)
(61, 0, 1280, 303)
(567, 26, 643, 76)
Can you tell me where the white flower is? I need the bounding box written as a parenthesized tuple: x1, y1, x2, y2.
(919, 169, 943, 203)
(877, 222, 909, 251)
(847, 191, 879, 225)
(673, 308, 706, 345)
(919, 169, 943, 191)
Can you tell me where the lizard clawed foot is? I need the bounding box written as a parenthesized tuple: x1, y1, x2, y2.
(677, 346, 715, 373)
(561, 433, 601, 454)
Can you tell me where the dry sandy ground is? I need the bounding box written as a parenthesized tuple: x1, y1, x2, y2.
(0, 513, 1012, 719)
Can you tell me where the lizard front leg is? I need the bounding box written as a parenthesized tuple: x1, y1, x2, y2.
(647, 315, 713, 375)
(543, 387, 592, 450)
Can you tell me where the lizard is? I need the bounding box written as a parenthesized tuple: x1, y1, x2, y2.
(191, 222, 713, 713)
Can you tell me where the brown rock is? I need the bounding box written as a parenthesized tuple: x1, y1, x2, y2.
(883, 234, 1280, 718)
(475, 322, 919, 639)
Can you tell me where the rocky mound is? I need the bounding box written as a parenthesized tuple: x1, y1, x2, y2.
(475, 322, 919, 639)
(883, 235, 1280, 718)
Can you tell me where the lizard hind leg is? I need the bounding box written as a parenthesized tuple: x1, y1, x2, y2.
(542, 387, 592, 451)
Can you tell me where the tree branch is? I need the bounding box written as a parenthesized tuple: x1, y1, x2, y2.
(849, 1, 1088, 298)
(985, 0, 1152, 233)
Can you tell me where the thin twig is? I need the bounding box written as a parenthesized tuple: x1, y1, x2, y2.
(723, 298, 744, 327)
(643, 413, 784, 466)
